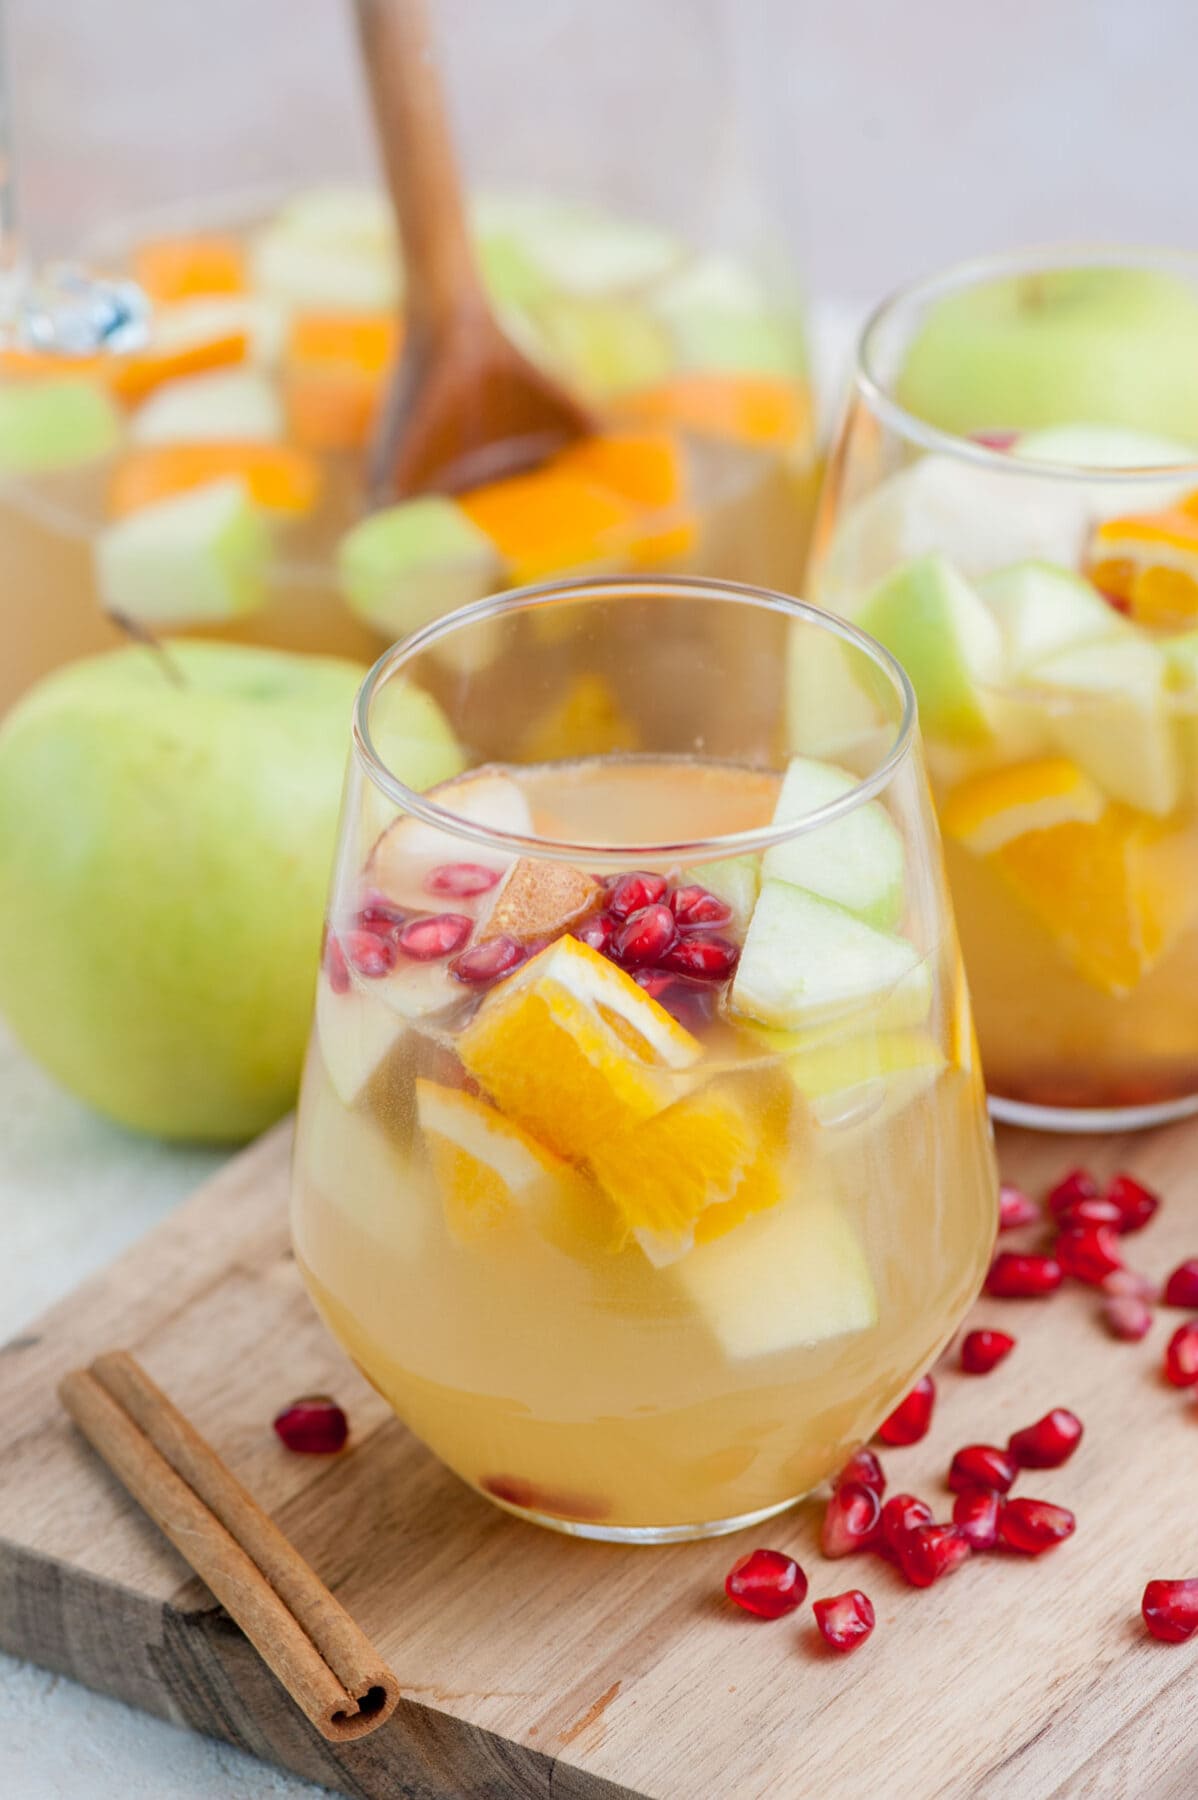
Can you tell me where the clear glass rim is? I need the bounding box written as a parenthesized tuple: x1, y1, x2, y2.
(857, 242, 1198, 482)
(352, 574, 917, 863)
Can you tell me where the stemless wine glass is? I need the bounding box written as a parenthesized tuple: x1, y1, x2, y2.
(812, 248, 1198, 1130)
(291, 575, 996, 1542)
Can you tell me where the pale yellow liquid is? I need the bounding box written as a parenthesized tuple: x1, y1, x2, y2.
(292, 757, 996, 1535)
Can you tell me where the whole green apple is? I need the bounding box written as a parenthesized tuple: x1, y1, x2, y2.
(0, 640, 461, 1142)
(896, 265, 1198, 443)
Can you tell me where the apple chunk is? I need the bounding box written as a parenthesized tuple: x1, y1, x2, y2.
(762, 756, 905, 929)
(95, 478, 271, 624)
(856, 554, 1003, 744)
(367, 769, 533, 911)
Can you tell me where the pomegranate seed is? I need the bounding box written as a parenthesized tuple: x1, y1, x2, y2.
(880, 1493, 934, 1555)
(985, 1252, 1063, 1298)
(999, 1183, 1039, 1230)
(396, 912, 472, 961)
(952, 1488, 1002, 1551)
(670, 884, 733, 928)
(1103, 1267, 1157, 1302)
(357, 894, 407, 935)
(833, 1448, 886, 1497)
(1163, 1260, 1198, 1308)
(425, 862, 500, 898)
(998, 1497, 1075, 1555)
(342, 928, 398, 979)
(1047, 1167, 1100, 1220)
(960, 1328, 1016, 1374)
(821, 1482, 882, 1558)
(1008, 1408, 1084, 1469)
(608, 871, 667, 919)
(876, 1375, 936, 1446)
(1055, 1222, 1124, 1285)
(612, 904, 678, 967)
(947, 1444, 1018, 1495)
(451, 934, 526, 985)
(1054, 1196, 1123, 1232)
(660, 933, 739, 980)
(632, 969, 715, 1030)
(724, 1547, 808, 1618)
(573, 911, 617, 955)
(813, 1589, 875, 1654)
(1105, 1172, 1160, 1234)
(273, 1395, 348, 1454)
(1164, 1321, 1198, 1387)
(972, 429, 1019, 450)
(899, 1523, 971, 1588)
(1142, 1578, 1198, 1643)
(1103, 1294, 1153, 1341)
(322, 931, 350, 994)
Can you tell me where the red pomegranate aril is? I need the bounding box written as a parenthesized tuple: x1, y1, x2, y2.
(660, 933, 739, 980)
(1164, 1320, 1198, 1387)
(998, 1497, 1075, 1555)
(876, 1375, 936, 1446)
(670, 884, 733, 928)
(573, 911, 617, 955)
(273, 1395, 348, 1455)
(899, 1523, 972, 1588)
(1054, 1196, 1123, 1231)
(948, 1444, 1018, 1495)
(1163, 1259, 1198, 1308)
(425, 861, 501, 898)
(821, 1482, 882, 1559)
(813, 1590, 876, 1654)
(1105, 1171, 1160, 1234)
(999, 1183, 1039, 1230)
(960, 1328, 1016, 1375)
(1142, 1578, 1198, 1643)
(833, 1447, 886, 1498)
(632, 969, 715, 1030)
(952, 1488, 1002, 1552)
(1055, 1222, 1124, 1285)
(1008, 1408, 1084, 1470)
(612, 903, 678, 967)
(724, 1547, 808, 1619)
(880, 1493, 934, 1555)
(451, 935, 526, 985)
(1103, 1294, 1153, 1341)
(1102, 1266, 1157, 1302)
(608, 871, 667, 919)
(357, 893, 407, 934)
(1047, 1167, 1100, 1220)
(322, 931, 350, 994)
(342, 927, 399, 979)
(986, 1252, 1063, 1298)
(396, 912, 473, 961)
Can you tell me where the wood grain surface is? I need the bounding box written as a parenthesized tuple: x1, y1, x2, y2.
(2, 1116, 1197, 1800)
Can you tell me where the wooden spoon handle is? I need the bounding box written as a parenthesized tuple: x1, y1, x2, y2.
(352, 0, 483, 331)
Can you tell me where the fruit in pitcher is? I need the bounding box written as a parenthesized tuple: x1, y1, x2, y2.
(1026, 635, 1178, 817)
(762, 756, 905, 928)
(979, 561, 1128, 675)
(856, 555, 1003, 744)
(95, 478, 272, 624)
(130, 367, 283, 445)
(0, 376, 123, 472)
(940, 758, 1106, 856)
(338, 498, 503, 642)
(1087, 503, 1198, 626)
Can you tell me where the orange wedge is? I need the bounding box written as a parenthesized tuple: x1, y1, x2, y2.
(109, 442, 321, 517)
(460, 467, 638, 584)
(133, 236, 247, 303)
(107, 330, 248, 405)
(1087, 506, 1198, 625)
(552, 428, 695, 563)
(941, 757, 1107, 856)
(416, 1079, 567, 1244)
(282, 311, 399, 452)
(518, 673, 641, 760)
(616, 372, 810, 450)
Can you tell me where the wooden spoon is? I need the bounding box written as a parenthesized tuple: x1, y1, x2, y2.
(353, 0, 595, 501)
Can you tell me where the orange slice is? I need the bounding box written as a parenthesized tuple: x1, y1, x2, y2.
(552, 428, 696, 561)
(109, 442, 321, 517)
(282, 312, 399, 452)
(416, 1078, 567, 1244)
(133, 236, 247, 303)
(1087, 507, 1198, 625)
(459, 468, 638, 584)
(615, 372, 810, 450)
(518, 673, 641, 760)
(940, 757, 1106, 856)
(107, 330, 248, 406)
(456, 934, 701, 1160)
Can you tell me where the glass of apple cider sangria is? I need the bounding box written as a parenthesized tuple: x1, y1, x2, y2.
(812, 249, 1198, 1129)
(291, 575, 997, 1540)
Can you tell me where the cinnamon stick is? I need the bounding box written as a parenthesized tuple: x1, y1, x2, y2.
(59, 1351, 399, 1742)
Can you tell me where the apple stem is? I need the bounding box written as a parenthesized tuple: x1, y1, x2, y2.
(105, 609, 187, 688)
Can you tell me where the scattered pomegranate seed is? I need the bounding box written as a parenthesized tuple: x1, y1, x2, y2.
(1055, 1222, 1124, 1285)
(899, 1523, 972, 1588)
(876, 1375, 936, 1446)
(451, 935, 526, 985)
(880, 1493, 934, 1555)
(960, 1328, 1016, 1375)
(1046, 1167, 1100, 1220)
(425, 862, 501, 898)
(1164, 1321, 1198, 1387)
(724, 1548, 808, 1619)
(670, 884, 733, 928)
(1142, 1578, 1198, 1643)
(985, 1252, 1063, 1298)
(632, 969, 715, 1030)
(833, 1447, 886, 1497)
(999, 1183, 1039, 1230)
(273, 1395, 348, 1455)
(396, 913, 473, 961)
(1103, 1294, 1153, 1341)
(1105, 1172, 1160, 1234)
(342, 928, 398, 979)
(952, 1488, 1002, 1551)
(813, 1590, 875, 1654)
(1163, 1260, 1198, 1308)
(997, 1498, 1075, 1555)
(322, 931, 350, 994)
(612, 903, 678, 967)
(821, 1482, 882, 1558)
(357, 894, 407, 935)
(1008, 1409, 1084, 1470)
(608, 871, 667, 919)
(660, 933, 739, 979)
(947, 1444, 1018, 1495)
(573, 911, 617, 955)
(1102, 1267, 1157, 1302)
(1053, 1196, 1123, 1232)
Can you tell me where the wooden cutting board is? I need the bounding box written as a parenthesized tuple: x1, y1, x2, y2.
(2, 1115, 1197, 1800)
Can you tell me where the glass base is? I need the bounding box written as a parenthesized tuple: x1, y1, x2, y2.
(477, 1486, 802, 1543)
(989, 1091, 1198, 1135)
